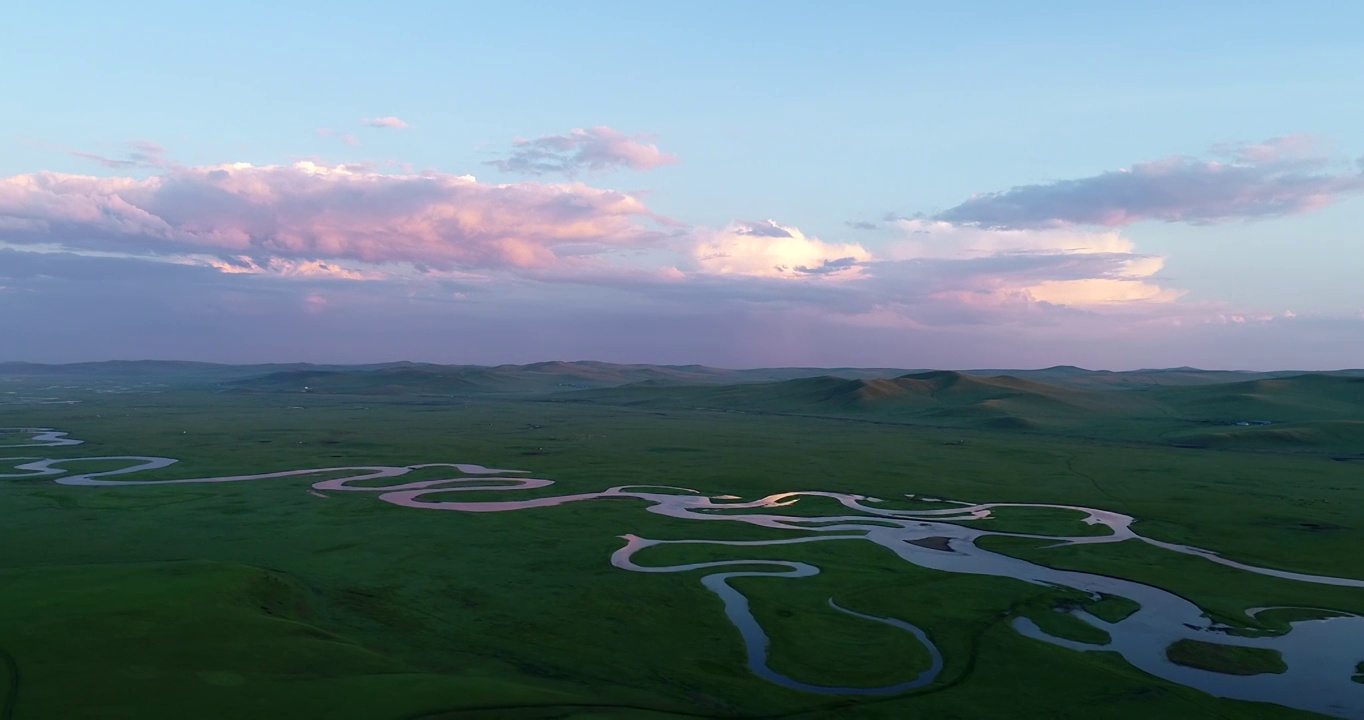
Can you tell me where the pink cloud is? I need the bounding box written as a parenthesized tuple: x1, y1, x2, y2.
(317, 129, 361, 146)
(488, 126, 678, 176)
(0, 162, 669, 270)
(935, 136, 1364, 229)
(303, 292, 328, 314)
(360, 116, 411, 129)
(1210, 134, 1325, 166)
(6, 242, 1346, 369)
(202, 256, 382, 280)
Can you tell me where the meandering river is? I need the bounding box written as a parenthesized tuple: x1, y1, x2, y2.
(4, 428, 1362, 718)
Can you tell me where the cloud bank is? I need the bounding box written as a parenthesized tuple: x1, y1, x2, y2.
(1, 247, 1345, 369)
(3, 133, 1358, 367)
(935, 136, 1364, 229)
(0, 162, 669, 270)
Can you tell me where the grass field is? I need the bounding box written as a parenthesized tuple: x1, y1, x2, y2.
(1166, 640, 1288, 676)
(2, 364, 1362, 719)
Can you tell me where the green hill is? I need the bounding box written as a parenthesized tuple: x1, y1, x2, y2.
(1152, 374, 1364, 423)
(557, 370, 1364, 452)
(12, 360, 1361, 451)
(224, 361, 919, 396)
(563, 370, 1150, 432)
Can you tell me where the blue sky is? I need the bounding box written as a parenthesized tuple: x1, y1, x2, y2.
(2, 1, 1362, 367)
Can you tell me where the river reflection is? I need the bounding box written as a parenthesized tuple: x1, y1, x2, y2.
(4, 435, 1362, 719)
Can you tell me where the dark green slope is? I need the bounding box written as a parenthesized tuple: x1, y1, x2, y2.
(10, 361, 1364, 451)
(563, 371, 1152, 432)
(1153, 374, 1364, 420)
(1153, 374, 1364, 452)
(224, 362, 919, 396)
(10, 359, 1363, 393)
(561, 371, 1364, 452)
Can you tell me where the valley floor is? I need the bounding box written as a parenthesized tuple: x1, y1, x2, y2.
(1, 389, 1362, 719)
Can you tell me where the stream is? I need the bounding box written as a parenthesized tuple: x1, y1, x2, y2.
(3, 428, 1362, 718)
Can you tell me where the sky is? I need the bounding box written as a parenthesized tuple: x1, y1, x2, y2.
(3, 1, 1363, 369)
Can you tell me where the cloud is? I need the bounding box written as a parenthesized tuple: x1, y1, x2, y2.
(883, 219, 1181, 308)
(1209, 133, 1324, 166)
(887, 219, 1134, 259)
(734, 220, 793, 238)
(795, 256, 861, 275)
(0, 152, 1186, 327)
(201, 256, 382, 281)
(69, 141, 168, 169)
(8, 128, 1346, 369)
(317, 128, 360, 146)
(935, 136, 1364, 229)
(672, 216, 1182, 317)
(4, 244, 1354, 370)
(360, 116, 410, 129)
(694, 221, 871, 279)
(487, 126, 678, 176)
(0, 162, 670, 271)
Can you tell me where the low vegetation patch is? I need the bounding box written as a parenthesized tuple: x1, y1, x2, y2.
(974, 506, 1113, 537)
(1085, 594, 1141, 623)
(1165, 639, 1286, 676)
(1022, 606, 1110, 645)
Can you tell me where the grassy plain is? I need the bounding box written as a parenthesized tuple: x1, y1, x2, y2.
(1165, 640, 1287, 676)
(1, 370, 1362, 719)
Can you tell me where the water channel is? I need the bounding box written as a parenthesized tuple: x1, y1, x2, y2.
(4, 428, 1361, 718)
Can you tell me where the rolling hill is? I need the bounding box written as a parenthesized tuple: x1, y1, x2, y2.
(223, 361, 919, 396)
(553, 370, 1364, 452)
(558, 370, 1157, 432)
(6, 360, 1362, 452)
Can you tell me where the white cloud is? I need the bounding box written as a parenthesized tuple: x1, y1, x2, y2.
(889, 219, 1135, 258)
(360, 116, 410, 129)
(886, 219, 1179, 307)
(694, 220, 872, 279)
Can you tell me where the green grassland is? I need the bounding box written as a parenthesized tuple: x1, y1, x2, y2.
(1165, 640, 1287, 676)
(2, 364, 1363, 719)
(558, 370, 1364, 454)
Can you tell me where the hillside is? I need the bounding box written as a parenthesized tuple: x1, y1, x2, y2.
(0, 360, 432, 383)
(1152, 374, 1364, 420)
(560, 371, 1154, 432)
(224, 361, 918, 396)
(1150, 375, 1364, 452)
(557, 370, 1364, 453)
(10, 359, 1362, 391)
(6, 360, 1362, 451)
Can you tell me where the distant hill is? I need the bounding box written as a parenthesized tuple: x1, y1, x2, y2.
(959, 366, 1364, 389)
(13, 354, 1364, 387)
(0, 360, 427, 382)
(225, 362, 919, 396)
(6, 359, 1362, 451)
(1152, 374, 1364, 424)
(560, 370, 1153, 432)
(555, 369, 1364, 452)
